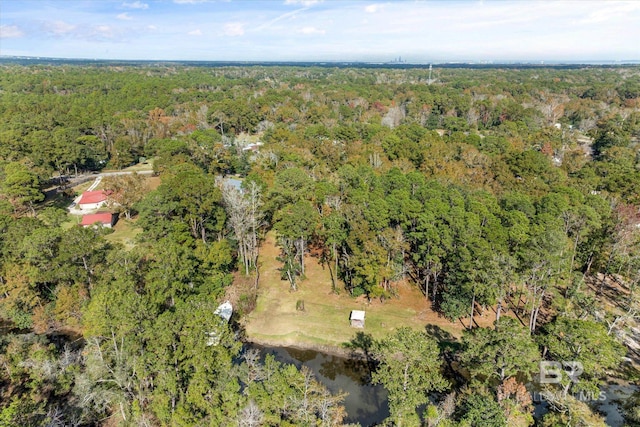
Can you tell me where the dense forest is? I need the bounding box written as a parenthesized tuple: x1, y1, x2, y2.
(0, 63, 639, 426)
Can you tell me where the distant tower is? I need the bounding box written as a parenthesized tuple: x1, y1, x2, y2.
(428, 64, 433, 85)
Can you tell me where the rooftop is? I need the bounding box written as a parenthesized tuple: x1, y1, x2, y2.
(350, 310, 366, 321)
(80, 212, 113, 226)
(78, 190, 110, 205)
(214, 301, 233, 323)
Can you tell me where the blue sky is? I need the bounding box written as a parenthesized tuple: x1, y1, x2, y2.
(1, 0, 638, 62)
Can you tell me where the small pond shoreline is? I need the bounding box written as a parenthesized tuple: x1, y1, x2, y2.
(244, 335, 638, 427)
(243, 335, 368, 360)
(245, 340, 390, 426)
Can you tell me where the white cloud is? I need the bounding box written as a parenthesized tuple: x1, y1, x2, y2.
(92, 25, 116, 39)
(2, 0, 637, 62)
(188, 29, 203, 36)
(578, 1, 640, 24)
(45, 21, 77, 36)
(0, 25, 24, 38)
(255, 9, 305, 32)
(39, 20, 131, 42)
(224, 22, 245, 36)
(284, 0, 321, 6)
(122, 1, 148, 9)
(174, 0, 210, 4)
(298, 26, 325, 35)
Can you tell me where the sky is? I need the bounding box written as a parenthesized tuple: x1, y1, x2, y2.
(0, 0, 639, 63)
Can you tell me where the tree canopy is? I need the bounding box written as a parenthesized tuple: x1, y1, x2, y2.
(1, 62, 637, 426)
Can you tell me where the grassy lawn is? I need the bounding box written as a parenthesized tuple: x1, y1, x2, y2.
(59, 214, 140, 248)
(61, 214, 81, 229)
(242, 232, 497, 350)
(104, 218, 142, 249)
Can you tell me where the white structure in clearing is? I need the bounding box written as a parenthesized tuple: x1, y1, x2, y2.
(207, 301, 233, 346)
(77, 190, 110, 211)
(350, 310, 366, 328)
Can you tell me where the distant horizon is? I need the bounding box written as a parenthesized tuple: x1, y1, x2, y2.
(2, 54, 639, 67)
(1, 1, 638, 63)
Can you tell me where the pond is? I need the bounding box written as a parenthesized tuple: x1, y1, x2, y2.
(251, 344, 637, 427)
(597, 383, 638, 426)
(250, 344, 389, 427)
(532, 381, 638, 426)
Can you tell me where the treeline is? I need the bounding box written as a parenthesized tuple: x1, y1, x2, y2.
(1, 64, 639, 175)
(0, 64, 639, 426)
(267, 162, 634, 331)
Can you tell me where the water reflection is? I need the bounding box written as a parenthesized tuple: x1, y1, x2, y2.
(531, 382, 638, 427)
(250, 345, 389, 426)
(597, 383, 638, 427)
(247, 344, 636, 427)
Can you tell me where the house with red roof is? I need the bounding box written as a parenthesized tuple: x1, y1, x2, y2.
(80, 212, 115, 228)
(78, 190, 110, 211)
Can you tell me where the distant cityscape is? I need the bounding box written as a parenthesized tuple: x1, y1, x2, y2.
(1, 55, 639, 68)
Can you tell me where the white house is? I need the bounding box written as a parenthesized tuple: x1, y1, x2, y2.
(78, 190, 110, 211)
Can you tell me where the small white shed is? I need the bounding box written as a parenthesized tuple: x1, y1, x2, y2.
(214, 301, 233, 323)
(207, 301, 233, 346)
(350, 310, 366, 328)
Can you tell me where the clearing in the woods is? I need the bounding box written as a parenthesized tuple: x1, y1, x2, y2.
(242, 232, 500, 350)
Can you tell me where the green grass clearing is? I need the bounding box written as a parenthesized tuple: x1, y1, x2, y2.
(242, 232, 481, 351)
(104, 218, 142, 249)
(61, 214, 81, 230)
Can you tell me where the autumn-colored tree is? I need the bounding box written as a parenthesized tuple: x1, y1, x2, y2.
(102, 172, 147, 219)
